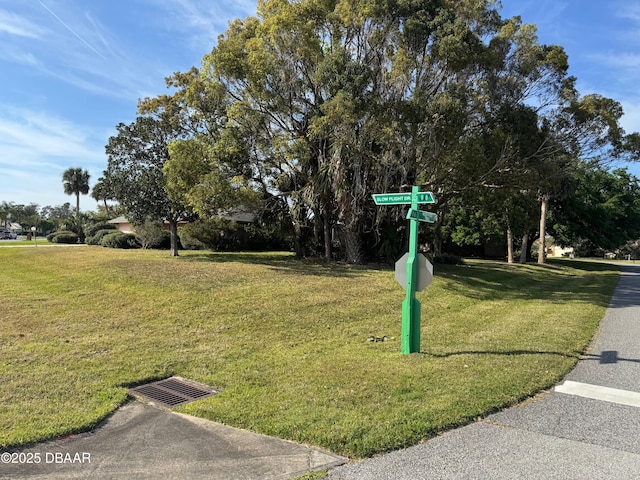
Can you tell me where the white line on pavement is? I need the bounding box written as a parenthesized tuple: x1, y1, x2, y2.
(555, 380, 640, 408)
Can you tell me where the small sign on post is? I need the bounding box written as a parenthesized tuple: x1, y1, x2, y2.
(372, 192, 436, 205)
(372, 186, 436, 354)
(406, 208, 437, 223)
(395, 252, 433, 292)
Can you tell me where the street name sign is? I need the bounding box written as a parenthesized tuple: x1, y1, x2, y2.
(406, 208, 436, 223)
(372, 192, 435, 205)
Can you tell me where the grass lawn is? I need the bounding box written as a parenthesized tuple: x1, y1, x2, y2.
(0, 237, 52, 247)
(0, 247, 619, 457)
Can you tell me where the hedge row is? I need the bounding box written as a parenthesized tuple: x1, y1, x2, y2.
(46, 230, 78, 244)
(100, 232, 141, 249)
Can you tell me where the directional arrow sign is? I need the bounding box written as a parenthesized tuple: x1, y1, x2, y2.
(406, 208, 437, 223)
(372, 192, 436, 205)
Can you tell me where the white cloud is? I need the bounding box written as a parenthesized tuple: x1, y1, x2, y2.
(616, 2, 640, 22)
(0, 105, 102, 160)
(0, 8, 48, 38)
(0, 0, 259, 208)
(0, 2, 171, 102)
(0, 1, 258, 103)
(0, 44, 41, 67)
(620, 99, 640, 134)
(142, 0, 257, 52)
(0, 105, 107, 207)
(590, 52, 640, 71)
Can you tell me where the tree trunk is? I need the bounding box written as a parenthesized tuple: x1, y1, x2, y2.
(520, 233, 529, 264)
(323, 211, 332, 261)
(343, 225, 362, 264)
(506, 226, 514, 264)
(169, 219, 179, 257)
(293, 220, 304, 258)
(538, 194, 549, 264)
(432, 224, 443, 256)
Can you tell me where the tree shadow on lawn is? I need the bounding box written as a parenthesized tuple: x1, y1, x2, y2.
(433, 260, 620, 308)
(180, 252, 375, 278)
(424, 349, 640, 366)
(421, 348, 582, 360)
(181, 253, 619, 305)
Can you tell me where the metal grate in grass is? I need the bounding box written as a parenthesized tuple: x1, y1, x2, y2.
(129, 376, 218, 408)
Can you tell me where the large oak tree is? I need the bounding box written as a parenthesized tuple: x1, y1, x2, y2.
(104, 115, 188, 256)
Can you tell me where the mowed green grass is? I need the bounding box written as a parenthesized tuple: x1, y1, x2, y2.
(0, 247, 619, 457)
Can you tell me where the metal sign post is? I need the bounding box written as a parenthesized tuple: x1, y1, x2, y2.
(373, 186, 436, 354)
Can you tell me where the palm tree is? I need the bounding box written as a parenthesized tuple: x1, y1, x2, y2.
(62, 168, 91, 217)
(0, 209, 7, 230)
(91, 176, 115, 213)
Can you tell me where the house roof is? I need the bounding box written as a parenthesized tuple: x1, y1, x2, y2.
(219, 211, 256, 223)
(108, 216, 131, 224)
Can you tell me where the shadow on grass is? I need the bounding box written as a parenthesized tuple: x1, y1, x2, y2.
(422, 348, 640, 369)
(180, 252, 373, 278)
(434, 259, 620, 308)
(550, 259, 622, 272)
(421, 348, 582, 360)
(180, 253, 621, 306)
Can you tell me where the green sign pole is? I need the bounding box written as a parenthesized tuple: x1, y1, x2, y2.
(372, 186, 435, 354)
(401, 185, 421, 354)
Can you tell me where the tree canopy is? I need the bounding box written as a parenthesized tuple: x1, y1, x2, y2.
(551, 167, 640, 253)
(104, 115, 188, 256)
(103, 0, 639, 262)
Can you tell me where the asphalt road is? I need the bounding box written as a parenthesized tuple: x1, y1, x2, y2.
(330, 263, 640, 479)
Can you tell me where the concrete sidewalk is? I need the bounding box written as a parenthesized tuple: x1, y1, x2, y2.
(1, 402, 346, 479)
(330, 264, 640, 479)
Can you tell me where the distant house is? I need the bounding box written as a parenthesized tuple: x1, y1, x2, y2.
(107, 216, 191, 234)
(107, 216, 135, 233)
(217, 208, 257, 224)
(547, 245, 574, 258)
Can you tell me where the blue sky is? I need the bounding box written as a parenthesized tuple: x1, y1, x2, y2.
(0, 1, 639, 211)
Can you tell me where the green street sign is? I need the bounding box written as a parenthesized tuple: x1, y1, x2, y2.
(372, 186, 437, 355)
(415, 192, 436, 204)
(372, 193, 412, 205)
(372, 191, 436, 205)
(406, 208, 437, 223)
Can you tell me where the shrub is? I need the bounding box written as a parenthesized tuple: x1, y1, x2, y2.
(100, 232, 140, 249)
(135, 220, 172, 249)
(180, 214, 292, 252)
(85, 222, 116, 238)
(431, 253, 465, 265)
(59, 217, 86, 243)
(50, 232, 79, 244)
(180, 218, 238, 251)
(179, 231, 206, 250)
(47, 230, 77, 243)
(87, 229, 118, 245)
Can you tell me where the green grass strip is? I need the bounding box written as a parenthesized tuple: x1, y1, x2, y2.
(0, 248, 619, 457)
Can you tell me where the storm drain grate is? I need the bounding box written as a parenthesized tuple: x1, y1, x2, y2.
(129, 376, 218, 408)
